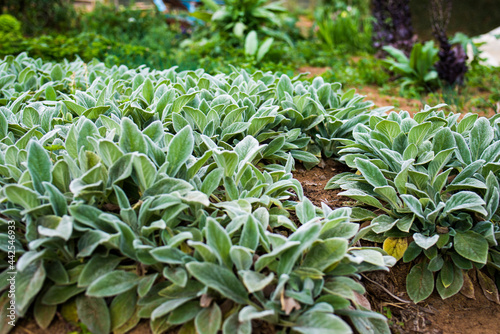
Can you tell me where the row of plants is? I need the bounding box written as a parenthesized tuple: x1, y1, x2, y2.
(1, 0, 499, 112)
(0, 54, 397, 333)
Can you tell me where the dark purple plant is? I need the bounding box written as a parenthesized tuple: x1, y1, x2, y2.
(372, 0, 416, 55)
(431, 0, 468, 85)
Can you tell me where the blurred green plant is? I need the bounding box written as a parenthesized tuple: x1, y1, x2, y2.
(243, 30, 274, 62)
(0, 13, 21, 33)
(322, 54, 390, 87)
(315, 2, 373, 53)
(0, 14, 23, 55)
(383, 41, 439, 96)
(202, 0, 288, 38)
(79, 2, 180, 50)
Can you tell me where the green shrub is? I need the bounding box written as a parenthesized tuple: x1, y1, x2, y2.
(79, 3, 180, 51)
(0, 14, 21, 33)
(0, 14, 23, 56)
(0, 33, 175, 71)
(382, 41, 439, 95)
(200, 0, 288, 39)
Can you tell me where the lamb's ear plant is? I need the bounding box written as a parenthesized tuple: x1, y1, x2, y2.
(0, 124, 393, 333)
(328, 107, 500, 302)
(0, 55, 394, 333)
(244, 30, 274, 62)
(1, 53, 380, 170)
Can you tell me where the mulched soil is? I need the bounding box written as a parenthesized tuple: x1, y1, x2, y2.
(293, 158, 353, 208)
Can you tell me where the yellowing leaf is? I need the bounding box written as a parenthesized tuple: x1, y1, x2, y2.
(383, 237, 408, 261)
(61, 299, 79, 324)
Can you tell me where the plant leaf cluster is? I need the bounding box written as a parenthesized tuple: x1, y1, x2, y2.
(328, 106, 500, 302)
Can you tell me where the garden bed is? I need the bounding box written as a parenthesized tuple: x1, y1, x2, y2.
(12, 159, 500, 334)
(2, 53, 500, 334)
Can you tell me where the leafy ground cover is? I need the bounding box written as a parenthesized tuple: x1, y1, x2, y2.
(2, 48, 500, 333)
(2, 1, 500, 333)
(299, 163, 500, 334)
(1, 54, 396, 334)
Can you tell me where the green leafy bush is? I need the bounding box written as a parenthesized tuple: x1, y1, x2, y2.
(0, 14, 23, 56)
(0, 14, 21, 33)
(327, 106, 500, 302)
(0, 33, 176, 71)
(199, 0, 289, 41)
(79, 3, 180, 51)
(383, 41, 439, 95)
(0, 54, 393, 333)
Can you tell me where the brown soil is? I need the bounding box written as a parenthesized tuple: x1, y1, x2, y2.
(361, 262, 500, 334)
(359, 86, 423, 115)
(13, 315, 77, 334)
(293, 158, 353, 208)
(358, 85, 499, 118)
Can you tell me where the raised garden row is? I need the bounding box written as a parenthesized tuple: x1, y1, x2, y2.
(0, 54, 498, 334)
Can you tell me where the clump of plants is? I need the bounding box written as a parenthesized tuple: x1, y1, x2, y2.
(79, 2, 180, 51)
(201, 0, 287, 38)
(379, 0, 475, 97)
(382, 41, 439, 95)
(0, 14, 23, 56)
(0, 0, 76, 35)
(328, 106, 500, 302)
(180, 0, 302, 68)
(0, 54, 394, 333)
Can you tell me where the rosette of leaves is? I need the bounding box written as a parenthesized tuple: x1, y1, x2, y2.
(0, 114, 393, 332)
(301, 79, 391, 159)
(134, 201, 394, 334)
(327, 107, 500, 302)
(277, 75, 384, 164)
